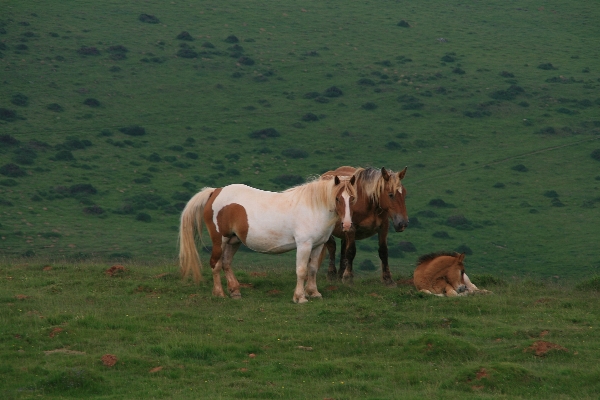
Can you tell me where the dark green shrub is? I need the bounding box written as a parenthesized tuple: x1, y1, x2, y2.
(0, 134, 19, 146)
(397, 20, 410, 27)
(429, 198, 450, 207)
(249, 128, 280, 139)
(576, 276, 600, 291)
(53, 150, 75, 161)
(47, 103, 63, 112)
(237, 56, 254, 65)
(452, 67, 465, 74)
(489, 85, 524, 101)
(398, 241, 417, 252)
(163, 156, 176, 163)
(401, 102, 424, 110)
(551, 198, 564, 207)
(357, 78, 375, 86)
(119, 125, 146, 136)
(324, 86, 343, 97)
(185, 152, 198, 159)
(11, 93, 29, 106)
(0, 163, 27, 178)
(83, 98, 100, 107)
(441, 55, 455, 62)
(139, 14, 160, 23)
(359, 259, 377, 271)
(538, 126, 556, 135)
(225, 35, 239, 43)
(134, 176, 151, 184)
(446, 214, 472, 229)
(147, 153, 161, 162)
(108, 45, 128, 53)
(362, 102, 378, 110)
(454, 244, 473, 255)
(15, 44, 29, 51)
(70, 184, 97, 195)
(544, 190, 559, 198)
(0, 179, 18, 187)
(511, 164, 528, 172)
(282, 148, 308, 159)
(136, 212, 152, 222)
(0, 108, 17, 121)
(301, 113, 319, 122)
(538, 63, 556, 70)
(176, 31, 194, 41)
(202, 42, 215, 48)
(13, 147, 37, 165)
(385, 141, 402, 150)
(432, 231, 450, 239)
(493, 182, 505, 188)
(591, 149, 600, 161)
(271, 174, 305, 187)
(500, 71, 515, 77)
(416, 210, 437, 218)
(83, 205, 104, 215)
(177, 49, 198, 58)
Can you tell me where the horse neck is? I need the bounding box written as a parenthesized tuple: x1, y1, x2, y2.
(287, 179, 336, 212)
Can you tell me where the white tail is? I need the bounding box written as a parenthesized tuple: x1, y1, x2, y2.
(179, 187, 215, 283)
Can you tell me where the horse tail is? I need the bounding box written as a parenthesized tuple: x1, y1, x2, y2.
(179, 187, 216, 283)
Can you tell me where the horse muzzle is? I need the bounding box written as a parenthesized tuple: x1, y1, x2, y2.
(342, 221, 353, 232)
(393, 218, 408, 232)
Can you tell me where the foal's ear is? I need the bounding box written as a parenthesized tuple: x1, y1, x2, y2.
(350, 175, 356, 185)
(457, 253, 466, 262)
(398, 166, 407, 180)
(381, 167, 390, 181)
(334, 176, 341, 185)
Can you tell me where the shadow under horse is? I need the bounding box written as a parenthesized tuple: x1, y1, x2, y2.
(320, 166, 408, 286)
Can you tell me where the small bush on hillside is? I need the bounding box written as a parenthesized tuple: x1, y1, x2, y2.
(83, 205, 104, 215)
(446, 214, 472, 229)
(176, 31, 194, 41)
(53, 150, 75, 161)
(224, 35, 239, 43)
(282, 148, 309, 159)
(136, 212, 152, 222)
(358, 78, 375, 86)
(185, 152, 198, 159)
(454, 244, 473, 255)
(359, 259, 377, 271)
(362, 102, 378, 110)
(397, 20, 410, 27)
(385, 141, 402, 150)
(119, 125, 146, 136)
(590, 149, 600, 161)
(83, 98, 100, 107)
(177, 48, 198, 58)
(429, 198, 452, 208)
(551, 198, 564, 207)
(249, 128, 280, 139)
(398, 241, 417, 252)
(544, 190, 559, 198)
(441, 55, 455, 63)
(108, 45, 128, 54)
(11, 93, 29, 107)
(0, 108, 17, 121)
(47, 103, 63, 112)
(139, 14, 160, 23)
(489, 85, 524, 101)
(0, 163, 26, 177)
(538, 63, 557, 70)
(271, 174, 305, 187)
(416, 210, 437, 218)
(538, 126, 556, 135)
(69, 184, 97, 196)
(301, 113, 319, 122)
(500, 71, 515, 78)
(201, 42, 215, 48)
(13, 147, 37, 165)
(0, 179, 18, 187)
(324, 86, 343, 97)
(432, 231, 451, 239)
(493, 182, 505, 188)
(511, 164, 528, 172)
(452, 67, 465, 74)
(0, 134, 20, 146)
(237, 56, 254, 65)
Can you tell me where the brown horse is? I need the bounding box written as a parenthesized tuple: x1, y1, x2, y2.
(413, 252, 487, 296)
(320, 166, 408, 286)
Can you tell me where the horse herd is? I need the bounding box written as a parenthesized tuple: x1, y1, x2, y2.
(179, 166, 488, 303)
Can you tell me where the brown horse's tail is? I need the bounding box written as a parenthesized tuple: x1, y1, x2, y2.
(179, 187, 215, 283)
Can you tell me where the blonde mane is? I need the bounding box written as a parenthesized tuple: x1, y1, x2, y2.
(354, 167, 402, 205)
(284, 176, 356, 211)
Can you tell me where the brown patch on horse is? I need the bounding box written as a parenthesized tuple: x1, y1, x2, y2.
(524, 341, 568, 356)
(216, 203, 249, 243)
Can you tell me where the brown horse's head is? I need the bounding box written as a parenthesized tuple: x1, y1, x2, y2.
(447, 252, 467, 293)
(334, 175, 356, 232)
(379, 167, 409, 232)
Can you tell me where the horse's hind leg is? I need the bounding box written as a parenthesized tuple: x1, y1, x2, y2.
(378, 224, 397, 287)
(341, 231, 356, 284)
(337, 236, 347, 280)
(222, 241, 242, 299)
(305, 244, 324, 299)
(209, 243, 226, 298)
(324, 236, 338, 282)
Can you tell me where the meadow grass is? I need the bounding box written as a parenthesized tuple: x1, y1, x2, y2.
(1, 259, 599, 399)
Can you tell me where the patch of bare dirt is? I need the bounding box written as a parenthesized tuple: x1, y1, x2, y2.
(524, 341, 568, 356)
(102, 354, 118, 367)
(43, 265, 52, 271)
(149, 366, 163, 373)
(267, 289, 282, 295)
(49, 327, 63, 338)
(14, 294, 29, 300)
(105, 265, 126, 276)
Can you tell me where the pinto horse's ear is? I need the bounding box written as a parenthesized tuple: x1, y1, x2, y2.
(334, 176, 341, 185)
(381, 167, 390, 181)
(350, 175, 356, 185)
(398, 166, 407, 180)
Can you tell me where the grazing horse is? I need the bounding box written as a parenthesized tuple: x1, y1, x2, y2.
(413, 252, 487, 296)
(179, 177, 356, 303)
(320, 166, 408, 286)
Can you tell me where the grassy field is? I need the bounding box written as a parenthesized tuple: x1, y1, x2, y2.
(1, 260, 600, 399)
(1, 2, 600, 396)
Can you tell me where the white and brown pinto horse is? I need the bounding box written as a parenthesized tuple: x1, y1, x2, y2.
(321, 166, 408, 286)
(179, 177, 356, 303)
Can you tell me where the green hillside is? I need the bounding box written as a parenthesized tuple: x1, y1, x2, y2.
(1, 0, 599, 279)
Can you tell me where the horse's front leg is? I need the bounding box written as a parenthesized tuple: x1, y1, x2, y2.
(305, 244, 324, 299)
(378, 221, 396, 287)
(341, 231, 356, 284)
(324, 236, 338, 282)
(293, 242, 312, 304)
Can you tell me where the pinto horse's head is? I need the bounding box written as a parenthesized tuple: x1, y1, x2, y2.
(380, 166, 409, 232)
(334, 175, 356, 232)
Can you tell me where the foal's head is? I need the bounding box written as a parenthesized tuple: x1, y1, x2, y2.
(379, 167, 409, 232)
(334, 175, 356, 232)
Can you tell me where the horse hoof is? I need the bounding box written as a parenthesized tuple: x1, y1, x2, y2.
(308, 292, 323, 299)
(230, 292, 242, 299)
(383, 279, 397, 288)
(293, 296, 309, 304)
(212, 291, 226, 298)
